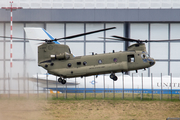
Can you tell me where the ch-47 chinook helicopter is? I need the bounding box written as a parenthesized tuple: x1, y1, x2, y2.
(23, 27, 157, 84)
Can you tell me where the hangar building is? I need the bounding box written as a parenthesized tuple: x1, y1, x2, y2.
(0, 0, 180, 78)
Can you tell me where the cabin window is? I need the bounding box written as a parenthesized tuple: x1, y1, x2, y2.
(113, 58, 117, 62)
(127, 55, 135, 62)
(83, 61, 87, 66)
(77, 62, 81, 65)
(98, 59, 102, 64)
(67, 63, 72, 67)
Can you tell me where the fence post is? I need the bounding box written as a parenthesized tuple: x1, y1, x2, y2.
(27, 73, 29, 99)
(46, 73, 48, 99)
(8, 73, 10, 99)
(122, 73, 124, 99)
(65, 80, 67, 99)
(132, 73, 134, 99)
(151, 73, 153, 100)
(94, 75, 96, 98)
(3, 74, 5, 94)
(141, 73, 143, 100)
(103, 75, 105, 99)
(160, 73, 162, 100)
(75, 78, 77, 99)
(113, 79, 115, 99)
(18, 73, 20, 98)
(23, 72, 26, 94)
(84, 77, 86, 99)
(37, 73, 39, 98)
(56, 76, 58, 98)
(171, 73, 172, 100)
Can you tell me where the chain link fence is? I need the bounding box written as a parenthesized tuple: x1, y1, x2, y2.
(0, 73, 180, 100)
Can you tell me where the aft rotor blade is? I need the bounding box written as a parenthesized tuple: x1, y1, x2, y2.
(99, 37, 123, 41)
(112, 35, 139, 42)
(56, 27, 116, 40)
(147, 39, 180, 42)
(112, 35, 180, 43)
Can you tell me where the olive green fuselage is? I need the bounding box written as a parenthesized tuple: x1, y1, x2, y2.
(38, 43, 155, 78)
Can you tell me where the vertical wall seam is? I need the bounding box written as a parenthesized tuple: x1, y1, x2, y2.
(168, 23, 170, 75)
(148, 23, 151, 77)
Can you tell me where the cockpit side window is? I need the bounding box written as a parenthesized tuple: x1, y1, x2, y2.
(141, 54, 146, 59)
(141, 52, 149, 63)
(127, 54, 135, 63)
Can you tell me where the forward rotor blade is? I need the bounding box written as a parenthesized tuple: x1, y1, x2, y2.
(0, 36, 24, 40)
(0, 36, 47, 41)
(56, 27, 116, 40)
(0, 27, 116, 42)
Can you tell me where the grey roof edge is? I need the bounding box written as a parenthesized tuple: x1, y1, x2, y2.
(0, 9, 180, 22)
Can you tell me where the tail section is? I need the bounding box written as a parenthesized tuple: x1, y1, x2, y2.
(24, 27, 60, 74)
(24, 27, 56, 41)
(24, 27, 60, 48)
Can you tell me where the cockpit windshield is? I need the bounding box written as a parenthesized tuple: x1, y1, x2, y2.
(145, 53, 149, 58)
(141, 52, 150, 59)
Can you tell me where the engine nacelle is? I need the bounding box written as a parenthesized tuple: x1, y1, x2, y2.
(51, 52, 70, 60)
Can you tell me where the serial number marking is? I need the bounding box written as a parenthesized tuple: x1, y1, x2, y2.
(89, 66, 105, 69)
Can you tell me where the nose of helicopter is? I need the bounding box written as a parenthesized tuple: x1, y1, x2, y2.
(148, 58, 155, 66)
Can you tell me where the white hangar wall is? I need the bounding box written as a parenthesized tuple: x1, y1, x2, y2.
(1, 22, 180, 78)
(0, 0, 180, 78)
(130, 23, 180, 77)
(0, 23, 124, 77)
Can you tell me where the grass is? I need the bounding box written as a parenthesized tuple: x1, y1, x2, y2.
(1, 93, 180, 101)
(0, 93, 180, 120)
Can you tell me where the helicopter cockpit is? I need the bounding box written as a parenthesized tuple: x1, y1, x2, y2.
(141, 52, 150, 63)
(141, 51, 155, 66)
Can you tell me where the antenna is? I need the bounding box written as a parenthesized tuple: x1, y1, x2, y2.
(1, 1, 23, 93)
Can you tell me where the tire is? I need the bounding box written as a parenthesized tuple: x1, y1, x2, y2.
(61, 80, 66, 84)
(58, 78, 62, 83)
(110, 74, 114, 79)
(113, 76, 118, 81)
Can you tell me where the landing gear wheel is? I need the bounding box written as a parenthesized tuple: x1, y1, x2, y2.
(113, 76, 118, 81)
(110, 73, 118, 81)
(58, 78, 63, 83)
(110, 73, 115, 79)
(58, 78, 66, 84)
(61, 79, 66, 84)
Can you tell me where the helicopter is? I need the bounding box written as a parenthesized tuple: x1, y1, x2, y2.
(23, 27, 157, 84)
(1, 27, 158, 84)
